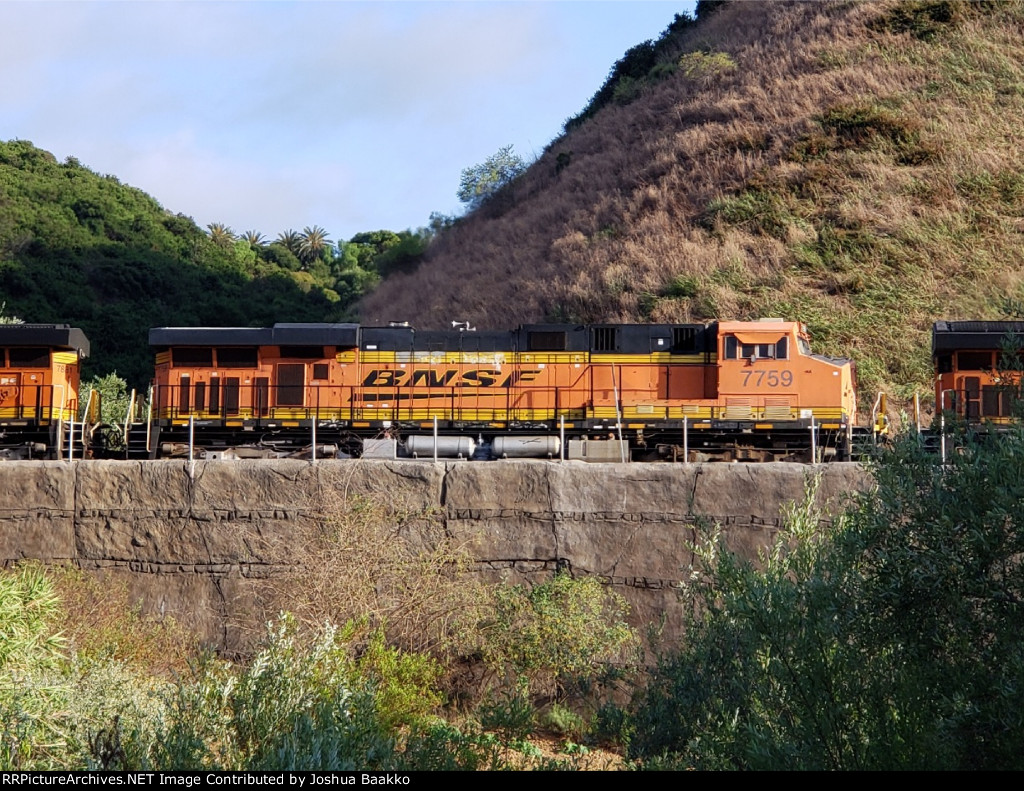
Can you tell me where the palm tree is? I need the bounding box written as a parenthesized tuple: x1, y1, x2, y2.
(299, 225, 332, 268)
(276, 229, 302, 257)
(207, 223, 235, 248)
(242, 230, 266, 249)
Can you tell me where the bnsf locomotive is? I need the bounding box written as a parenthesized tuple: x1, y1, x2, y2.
(932, 320, 1024, 422)
(0, 324, 91, 459)
(126, 318, 863, 462)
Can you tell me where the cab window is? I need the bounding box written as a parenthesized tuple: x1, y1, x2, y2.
(724, 335, 789, 360)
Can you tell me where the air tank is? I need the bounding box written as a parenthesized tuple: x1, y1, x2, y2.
(492, 435, 561, 459)
(405, 435, 476, 459)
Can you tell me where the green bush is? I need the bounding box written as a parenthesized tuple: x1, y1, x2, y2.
(481, 573, 637, 699)
(629, 431, 1024, 770)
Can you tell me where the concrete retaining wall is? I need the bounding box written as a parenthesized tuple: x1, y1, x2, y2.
(0, 460, 873, 652)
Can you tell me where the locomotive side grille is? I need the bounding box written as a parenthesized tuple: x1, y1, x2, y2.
(764, 396, 793, 420)
(723, 397, 753, 419)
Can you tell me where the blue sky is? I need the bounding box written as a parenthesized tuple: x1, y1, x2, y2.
(2, 1, 694, 244)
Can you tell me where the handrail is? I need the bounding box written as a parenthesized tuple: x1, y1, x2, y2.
(145, 384, 154, 454)
(124, 389, 137, 457)
(871, 391, 888, 439)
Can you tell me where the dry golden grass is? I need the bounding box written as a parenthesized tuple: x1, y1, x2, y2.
(50, 565, 198, 676)
(361, 0, 1024, 404)
(260, 467, 489, 665)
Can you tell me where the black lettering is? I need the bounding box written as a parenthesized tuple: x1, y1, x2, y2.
(461, 369, 501, 387)
(362, 370, 409, 387)
(409, 369, 457, 387)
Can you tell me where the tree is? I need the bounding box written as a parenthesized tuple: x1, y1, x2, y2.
(206, 223, 235, 247)
(457, 144, 526, 211)
(275, 229, 302, 257)
(628, 430, 1024, 770)
(0, 301, 23, 324)
(241, 230, 266, 249)
(298, 225, 332, 269)
(80, 372, 131, 424)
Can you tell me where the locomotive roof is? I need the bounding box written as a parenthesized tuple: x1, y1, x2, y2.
(150, 323, 359, 348)
(932, 321, 1024, 353)
(0, 324, 89, 357)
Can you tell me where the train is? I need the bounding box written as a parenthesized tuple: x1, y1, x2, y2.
(1, 317, 1018, 462)
(0, 324, 93, 460)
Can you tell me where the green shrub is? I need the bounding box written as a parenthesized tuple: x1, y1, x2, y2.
(678, 51, 737, 82)
(480, 573, 637, 699)
(541, 703, 587, 741)
(477, 685, 537, 743)
(661, 275, 700, 299)
(629, 431, 1024, 770)
(354, 627, 444, 729)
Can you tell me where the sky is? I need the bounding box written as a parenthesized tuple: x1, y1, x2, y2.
(1, 0, 695, 245)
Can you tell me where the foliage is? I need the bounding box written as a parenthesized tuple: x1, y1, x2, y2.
(677, 50, 737, 82)
(480, 573, 637, 698)
(79, 372, 131, 425)
(0, 301, 23, 324)
(457, 144, 527, 212)
(0, 566, 519, 772)
(0, 565, 69, 768)
(269, 485, 488, 664)
(564, 11, 698, 132)
(353, 626, 444, 730)
(50, 567, 194, 676)
(477, 684, 536, 743)
(298, 225, 332, 269)
(0, 565, 65, 673)
(107, 615, 391, 770)
(540, 702, 587, 741)
(629, 433, 1024, 770)
(0, 140, 347, 389)
(869, 1, 976, 41)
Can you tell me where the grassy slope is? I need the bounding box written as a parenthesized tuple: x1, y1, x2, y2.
(360, 1, 1024, 401)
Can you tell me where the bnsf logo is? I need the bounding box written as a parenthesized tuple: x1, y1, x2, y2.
(361, 369, 541, 388)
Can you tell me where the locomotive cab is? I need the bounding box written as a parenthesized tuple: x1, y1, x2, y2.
(715, 320, 857, 425)
(932, 320, 1024, 422)
(0, 324, 90, 459)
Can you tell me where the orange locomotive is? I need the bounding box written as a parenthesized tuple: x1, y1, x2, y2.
(136, 318, 860, 461)
(932, 320, 1024, 423)
(0, 324, 91, 459)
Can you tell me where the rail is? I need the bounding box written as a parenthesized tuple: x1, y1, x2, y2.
(144, 382, 853, 427)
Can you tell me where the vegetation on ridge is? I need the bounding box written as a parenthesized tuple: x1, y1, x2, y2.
(0, 141, 436, 388)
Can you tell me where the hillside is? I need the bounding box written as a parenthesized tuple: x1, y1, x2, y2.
(0, 142, 344, 387)
(361, 0, 1024, 400)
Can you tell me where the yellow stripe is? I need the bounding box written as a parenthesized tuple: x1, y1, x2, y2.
(52, 352, 78, 365)
(592, 353, 706, 364)
(517, 353, 587, 364)
(354, 409, 586, 422)
(335, 351, 356, 363)
(359, 351, 715, 366)
(360, 351, 396, 363)
(672, 407, 713, 419)
(155, 351, 171, 365)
